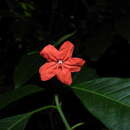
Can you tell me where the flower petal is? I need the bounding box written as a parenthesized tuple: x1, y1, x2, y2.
(56, 67, 72, 85)
(63, 64, 81, 72)
(40, 44, 59, 61)
(59, 41, 74, 61)
(64, 58, 85, 72)
(39, 62, 57, 81)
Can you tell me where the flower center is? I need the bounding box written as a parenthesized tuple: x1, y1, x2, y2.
(58, 60, 63, 64)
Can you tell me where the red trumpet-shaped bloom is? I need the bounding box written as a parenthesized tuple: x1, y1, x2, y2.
(39, 41, 85, 85)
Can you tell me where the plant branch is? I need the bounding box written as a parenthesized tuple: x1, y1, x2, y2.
(55, 95, 72, 130)
(72, 122, 85, 129)
(28, 105, 56, 115)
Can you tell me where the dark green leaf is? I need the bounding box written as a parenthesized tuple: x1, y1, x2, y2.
(72, 78, 130, 130)
(0, 105, 55, 130)
(73, 66, 98, 84)
(0, 85, 44, 110)
(14, 54, 43, 88)
(55, 31, 76, 46)
(0, 114, 30, 130)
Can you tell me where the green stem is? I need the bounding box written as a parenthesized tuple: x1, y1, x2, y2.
(55, 95, 72, 130)
(28, 105, 56, 115)
(71, 122, 85, 129)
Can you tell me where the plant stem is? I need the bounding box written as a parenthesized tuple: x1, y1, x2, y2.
(55, 95, 72, 130)
(71, 122, 85, 129)
(28, 105, 56, 115)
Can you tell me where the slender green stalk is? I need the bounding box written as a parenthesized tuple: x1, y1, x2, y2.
(71, 122, 85, 129)
(28, 105, 56, 115)
(55, 95, 72, 130)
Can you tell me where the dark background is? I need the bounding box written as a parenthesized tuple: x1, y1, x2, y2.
(0, 0, 130, 129)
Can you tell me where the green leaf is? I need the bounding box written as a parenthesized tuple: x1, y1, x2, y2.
(14, 53, 43, 88)
(0, 114, 30, 130)
(72, 78, 130, 130)
(0, 85, 44, 110)
(73, 66, 98, 84)
(55, 31, 76, 46)
(0, 105, 56, 130)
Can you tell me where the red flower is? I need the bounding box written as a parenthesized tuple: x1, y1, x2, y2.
(39, 41, 85, 85)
